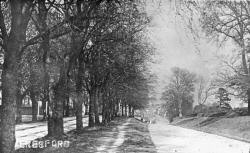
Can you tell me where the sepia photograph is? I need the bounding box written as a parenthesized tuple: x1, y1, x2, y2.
(0, 0, 250, 153)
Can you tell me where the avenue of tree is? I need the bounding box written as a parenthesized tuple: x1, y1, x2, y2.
(0, 1, 153, 153)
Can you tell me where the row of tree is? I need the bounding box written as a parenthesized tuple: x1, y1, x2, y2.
(0, 1, 153, 153)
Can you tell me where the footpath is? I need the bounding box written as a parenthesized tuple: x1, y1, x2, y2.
(16, 117, 157, 153)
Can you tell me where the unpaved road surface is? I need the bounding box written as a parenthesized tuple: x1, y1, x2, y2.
(149, 117, 250, 153)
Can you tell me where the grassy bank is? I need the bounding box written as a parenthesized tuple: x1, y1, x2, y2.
(171, 116, 250, 142)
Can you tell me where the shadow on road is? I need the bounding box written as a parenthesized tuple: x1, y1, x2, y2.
(15, 117, 157, 153)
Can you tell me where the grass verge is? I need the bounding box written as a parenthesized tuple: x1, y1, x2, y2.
(171, 116, 250, 143)
(117, 118, 157, 153)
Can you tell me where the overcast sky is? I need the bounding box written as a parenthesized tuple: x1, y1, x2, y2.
(144, 1, 234, 102)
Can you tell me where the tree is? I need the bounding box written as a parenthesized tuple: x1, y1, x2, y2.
(216, 87, 231, 109)
(161, 87, 179, 122)
(0, 1, 34, 152)
(196, 75, 216, 111)
(34, 0, 51, 121)
(161, 67, 196, 119)
(181, 1, 250, 114)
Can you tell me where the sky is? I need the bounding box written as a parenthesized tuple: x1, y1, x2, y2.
(144, 1, 233, 103)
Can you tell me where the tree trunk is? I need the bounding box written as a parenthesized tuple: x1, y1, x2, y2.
(75, 73, 84, 131)
(111, 100, 116, 120)
(65, 97, 70, 117)
(30, 90, 38, 121)
(242, 45, 248, 74)
(102, 107, 107, 125)
(128, 105, 131, 117)
(63, 97, 69, 117)
(47, 66, 66, 137)
(75, 99, 83, 131)
(30, 61, 38, 122)
(1, 62, 17, 153)
(42, 68, 50, 122)
(48, 88, 64, 137)
(178, 98, 183, 118)
(102, 102, 106, 125)
(102, 92, 108, 125)
(117, 100, 121, 117)
(179, 108, 183, 118)
(38, 0, 50, 121)
(121, 104, 124, 116)
(41, 99, 47, 120)
(125, 103, 127, 117)
(94, 87, 100, 125)
(114, 101, 118, 117)
(108, 101, 112, 122)
(0, 1, 31, 152)
(88, 88, 95, 127)
(71, 30, 85, 129)
(247, 89, 250, 115)
(115, 101, 119, 117)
